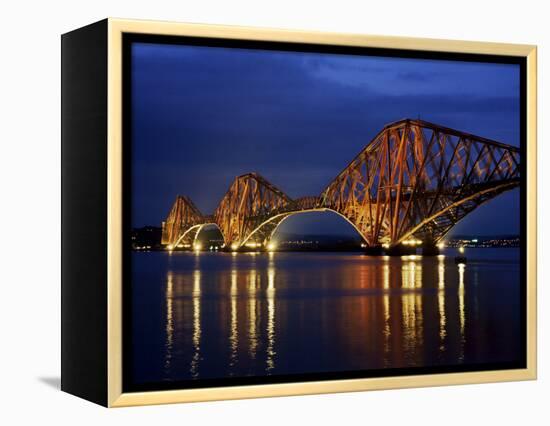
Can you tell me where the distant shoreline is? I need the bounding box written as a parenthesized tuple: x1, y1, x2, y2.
(131, 225, 520, 251)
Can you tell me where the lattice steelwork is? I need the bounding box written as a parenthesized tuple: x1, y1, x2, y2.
(161, 119, 520, 250)
(213, 173, 292, 247)
(320, 119, 520, 246)
(161, 195, 205, 247)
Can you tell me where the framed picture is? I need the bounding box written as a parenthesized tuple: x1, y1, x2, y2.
(61, 18, 537, 407)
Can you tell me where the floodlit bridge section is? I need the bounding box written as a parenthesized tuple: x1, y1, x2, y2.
(161, 195, 207, 249)
(161, 119, 520, 251)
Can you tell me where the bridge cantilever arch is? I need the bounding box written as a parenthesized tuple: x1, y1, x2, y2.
(161, 119, 520, 251)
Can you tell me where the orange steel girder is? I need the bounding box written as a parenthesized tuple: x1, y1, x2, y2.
(213, 173, 292, 247)
(161, 119, 520, 249)
(320, 119, 520, 246)
(161, 195, 205, 246)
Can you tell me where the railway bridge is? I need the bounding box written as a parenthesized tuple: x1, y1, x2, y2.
(161, 119, 520, 252)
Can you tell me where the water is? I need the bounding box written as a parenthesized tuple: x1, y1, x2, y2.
(130, 248, 523, 388)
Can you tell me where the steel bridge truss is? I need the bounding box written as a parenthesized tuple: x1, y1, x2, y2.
(161, 119, 520, 250)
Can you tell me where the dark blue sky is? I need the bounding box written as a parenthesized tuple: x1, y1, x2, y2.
(131, 42, 520, 237)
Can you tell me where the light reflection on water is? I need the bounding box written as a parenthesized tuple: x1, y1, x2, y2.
(132, 249, 522, 385)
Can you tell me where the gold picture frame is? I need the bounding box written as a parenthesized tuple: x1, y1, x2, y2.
(62, 17, 537, 407)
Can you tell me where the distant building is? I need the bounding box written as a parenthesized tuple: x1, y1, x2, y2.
(446, 236, 519, 248)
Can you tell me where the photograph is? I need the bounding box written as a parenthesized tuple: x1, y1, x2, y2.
(125, 36, 526, 392)
(1, 0, 545, 422)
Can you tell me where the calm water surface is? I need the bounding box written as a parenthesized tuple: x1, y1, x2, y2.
(131, 249, 522, 386)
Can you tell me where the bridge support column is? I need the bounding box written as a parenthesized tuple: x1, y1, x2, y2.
(384, 244, 416, 256)
(421, 244, 440, 256)
(363, 246, 384, 256)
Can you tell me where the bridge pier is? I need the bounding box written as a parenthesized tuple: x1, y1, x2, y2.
(362, 246, 384, 256)
(384, 244, 416, 256)
(421, 244, 441, 256)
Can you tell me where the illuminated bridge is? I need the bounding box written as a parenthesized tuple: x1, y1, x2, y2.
(161, 119, 520, 252)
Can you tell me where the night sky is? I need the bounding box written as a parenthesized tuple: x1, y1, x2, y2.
(131, 42, 521, 237)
